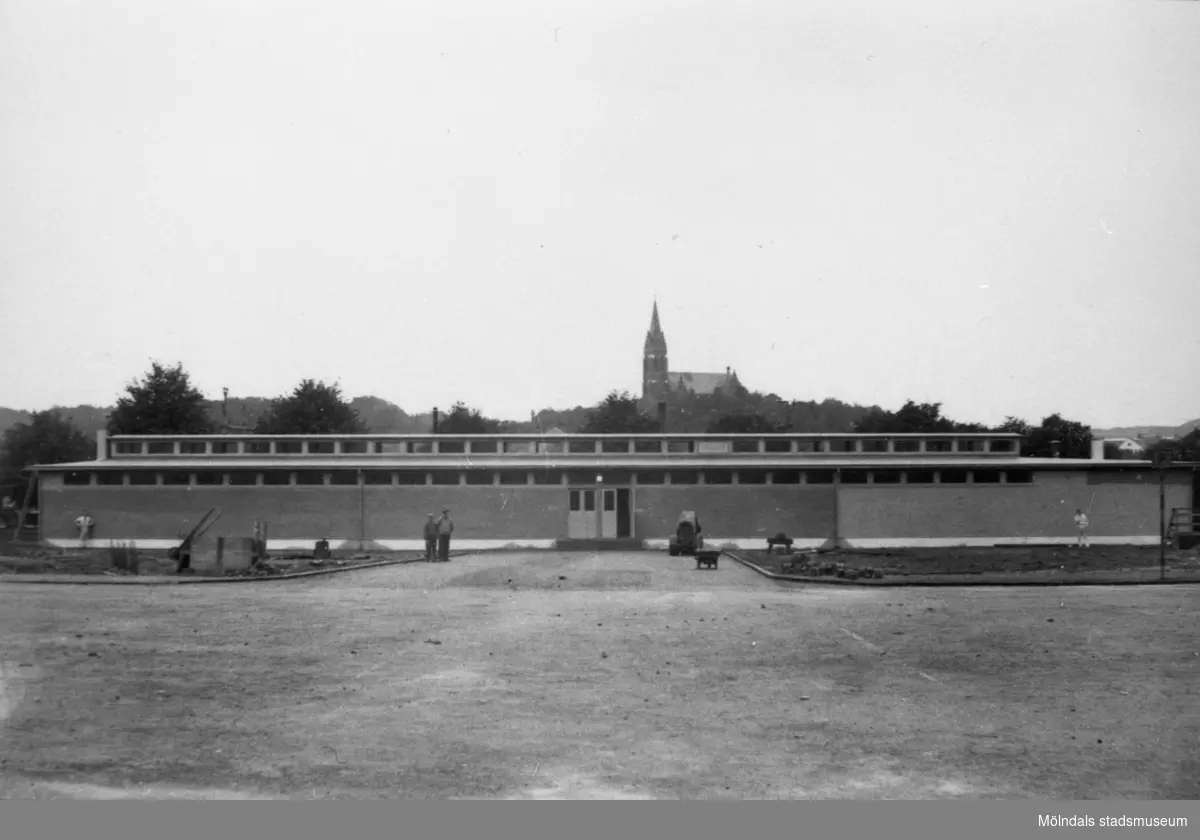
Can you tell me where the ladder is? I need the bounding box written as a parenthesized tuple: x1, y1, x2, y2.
(12, 470, 38, 543)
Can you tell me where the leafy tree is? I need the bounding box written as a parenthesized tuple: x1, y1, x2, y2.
(994, 416, 1033, 437)
(207, 395, 271, 432)
(530, 406, 592, 433)
(0, 405, 110, 440)
(783, 397, 874, 434)
(1023, 414, 1093, 459)
(851, 400, 993, 434)
(254, 380, 367, 435)
(516, 391, 873, 435)
(852, 407, 899, 434)
(708, 413, 792, 434)
(854, 400, 956, 433)
(349, 397, 426, 434)
(581, 391, 661, 434)
(1144, 428, 1200, 464)
(108, 362, 213, 435)
(1, 410, 94, 508)
(437, 402, 500, 434)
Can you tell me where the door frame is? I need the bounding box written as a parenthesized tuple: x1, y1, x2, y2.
(568, 485, 634, 540)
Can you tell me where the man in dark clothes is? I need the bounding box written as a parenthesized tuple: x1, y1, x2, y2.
(423, 513, 438, 562)
(437, 507, 454, 562)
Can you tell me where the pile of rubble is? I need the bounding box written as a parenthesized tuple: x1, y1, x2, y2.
(781, 558, 884, 580)
(223, 562, 283, 578)
(307, 557, 352, 568)
(308, 553, 385, 568)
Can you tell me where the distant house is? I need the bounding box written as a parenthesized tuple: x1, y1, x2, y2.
(1103, 437, 1146, 457)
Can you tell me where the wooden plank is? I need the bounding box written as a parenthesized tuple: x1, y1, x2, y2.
(13, 470, 37, 542)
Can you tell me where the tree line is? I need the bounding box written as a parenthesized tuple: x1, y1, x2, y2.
(5, 359, 1193, 502)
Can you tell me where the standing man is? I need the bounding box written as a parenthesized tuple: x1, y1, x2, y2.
(437, 507, 454, 562)
(423, 513, 438, 562)
(1074, 508, 1090, 548)
(75, 510, 95, 543)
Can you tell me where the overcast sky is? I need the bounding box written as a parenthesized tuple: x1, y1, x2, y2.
(2, 0, 1197, 428)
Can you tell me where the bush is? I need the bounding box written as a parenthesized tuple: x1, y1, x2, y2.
(108, 541, 139, 574)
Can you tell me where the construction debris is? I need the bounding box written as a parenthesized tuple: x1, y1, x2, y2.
(169, 508, 222, 573)
(781, 558, 885, 579)
(225, 562, 282, 578)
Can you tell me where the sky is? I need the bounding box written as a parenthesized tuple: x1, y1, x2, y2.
(1, 0, 1198, 428)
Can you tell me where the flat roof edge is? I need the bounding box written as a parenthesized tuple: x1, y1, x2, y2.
(31, 459, 1188, 472)
(102, 431, 1025, 440)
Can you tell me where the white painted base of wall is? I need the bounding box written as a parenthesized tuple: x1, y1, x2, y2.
(45, 539, 184, 550)
(844, 536, 1162, 548)
(641, 538, 828, 551)
(363, 539, 558, 551)
(41, 535, 1164, 551)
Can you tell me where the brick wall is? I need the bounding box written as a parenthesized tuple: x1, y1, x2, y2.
(38, 468, 1193, 543)
(632, 486, 836, 540)
(39, 479, 569, 542)
(363, 487, 567, 540)
(839, 470, 1192, 540)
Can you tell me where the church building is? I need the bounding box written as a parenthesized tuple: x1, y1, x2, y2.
(641, 301, 742, 405)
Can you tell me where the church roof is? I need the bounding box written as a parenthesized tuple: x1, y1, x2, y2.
(669, 370, 737, 395)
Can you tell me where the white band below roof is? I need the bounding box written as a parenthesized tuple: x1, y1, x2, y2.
(32, 457, 1123, 471)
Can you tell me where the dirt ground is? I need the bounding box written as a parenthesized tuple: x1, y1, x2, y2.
(1, 551, 1197, 800)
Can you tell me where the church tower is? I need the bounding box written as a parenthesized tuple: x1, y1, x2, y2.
(642, 300, 669, 404)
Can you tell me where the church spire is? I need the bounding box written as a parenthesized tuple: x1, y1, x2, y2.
(642, 299, 668, 403)
(649, 300, 662, 338)
(644, 302, 666, 356)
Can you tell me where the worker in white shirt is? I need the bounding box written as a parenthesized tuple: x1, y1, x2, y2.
(75, 511, 95, 542)
(1073, 508, 1089, 548)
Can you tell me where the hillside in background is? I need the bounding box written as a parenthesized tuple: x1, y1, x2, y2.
(0, 394, 870, 437)
(2, 394, 1190, 440)
(1092, 419, 1200, 441)
(0, 405, 111, 438)
(0, 398, 431, 437)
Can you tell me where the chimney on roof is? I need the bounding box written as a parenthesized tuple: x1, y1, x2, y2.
(96, 430, 107, 461)
(1091, 440, 1105, 461)
(657, 401, 667, 432)
(1050, 440, 1062, 458)
(726, 366, 730, 375)
(432, 407, 439, 434)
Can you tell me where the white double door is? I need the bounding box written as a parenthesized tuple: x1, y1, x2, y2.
(567, 487, 623, 539)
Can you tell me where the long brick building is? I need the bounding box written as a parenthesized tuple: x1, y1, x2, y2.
(29, 429, 1197, 552)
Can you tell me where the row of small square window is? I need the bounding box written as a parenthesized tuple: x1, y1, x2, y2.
(111, 438, 1018, 455)
(64, 469, 1036, 487)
